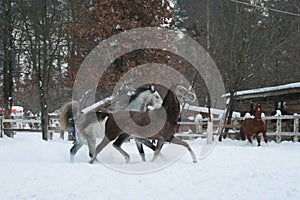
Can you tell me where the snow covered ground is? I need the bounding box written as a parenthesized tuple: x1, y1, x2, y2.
(0, 132, 300, 200)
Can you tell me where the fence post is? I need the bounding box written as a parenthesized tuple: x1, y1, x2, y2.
(60, 131, 64, 140)
(195, 114, 202, 133)
(0, 118, 3, 138)
(207, 118, 213, 144)
(195, 122, 199, 133)
(294, 117, 299, 142)
(49, 131, 53, 140)
(232, 118, 238, 131)
(200, 120, 204, 133)
(276, 118, 282, 143)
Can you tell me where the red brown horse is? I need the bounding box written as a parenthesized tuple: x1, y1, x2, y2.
(60, 85, 163, 162)
(240, 104, 268, 146)
(89, 85, 197, 164)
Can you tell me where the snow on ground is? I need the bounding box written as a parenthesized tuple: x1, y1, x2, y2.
(0, 132, 300, 200)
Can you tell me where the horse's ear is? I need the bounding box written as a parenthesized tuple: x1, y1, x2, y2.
(150, 85, 155, 93)
(256, 104, 262, 111)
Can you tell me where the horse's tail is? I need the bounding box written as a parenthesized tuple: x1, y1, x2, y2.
(59, 101, 80, 130)
(240, 122, 246, 141)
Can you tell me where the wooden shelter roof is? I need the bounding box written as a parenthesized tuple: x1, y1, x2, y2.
(223, 82, 300, 102)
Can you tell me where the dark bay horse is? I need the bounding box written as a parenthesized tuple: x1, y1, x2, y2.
(240, 104, 268, 146)
(89, 85, 197, 164)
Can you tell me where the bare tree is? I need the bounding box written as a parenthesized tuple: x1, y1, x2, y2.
(0, 0, 15, 137)
(18, 0, 67, 140)
(175, 0, 300, 139)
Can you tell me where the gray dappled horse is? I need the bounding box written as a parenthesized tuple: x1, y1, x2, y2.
(59, 85, 163, 162)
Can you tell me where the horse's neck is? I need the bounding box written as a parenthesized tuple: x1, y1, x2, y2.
(254, 113, 261, 120)
(163, 92, 180, 122)
(163, 90, 178, 108)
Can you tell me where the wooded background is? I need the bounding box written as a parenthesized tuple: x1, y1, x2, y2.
(1, 0, 299, 139)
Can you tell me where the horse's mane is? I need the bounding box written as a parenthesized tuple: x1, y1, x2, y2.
(162, 86, 180, 122)
(129, 85, 153, 103)
(162, 85, 178, 105)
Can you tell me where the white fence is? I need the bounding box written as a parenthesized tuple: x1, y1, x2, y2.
(1, 115, 300, 142)
(0, 117, 64, 139)
(176, 114, 300, 142)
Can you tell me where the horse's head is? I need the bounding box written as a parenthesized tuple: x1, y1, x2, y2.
(146, 85, 163, 110)
(129, 85, 163, 111)
(254, 104, 262, 119)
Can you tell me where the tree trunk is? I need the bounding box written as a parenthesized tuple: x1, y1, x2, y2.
(224, 93, 235, 135)
(2, 0, 14, 137)
(40, 94, 49, 141)
(218, 91, 234, 141)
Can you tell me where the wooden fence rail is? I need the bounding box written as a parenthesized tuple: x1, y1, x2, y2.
(0, 117, 64, 140)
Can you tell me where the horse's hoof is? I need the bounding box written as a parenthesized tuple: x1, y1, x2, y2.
(125, 156, 130, 163)
(89, 159, 94, 164)
(70, 155, 75, 163)
(193, 159, 198, 163)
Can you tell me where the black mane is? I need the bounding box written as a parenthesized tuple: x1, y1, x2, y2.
(162, 87, 179, 121)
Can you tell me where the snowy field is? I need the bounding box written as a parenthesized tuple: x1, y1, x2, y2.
(0, 132, 300, 200)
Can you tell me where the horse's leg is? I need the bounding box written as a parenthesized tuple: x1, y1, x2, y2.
(88, 139, 100, 162)
(151, 139, 165, 162)
(135, 139, 146, 161)
(255, 133, 261, 146)
(113, 145, 130, 163)
(135, 138, 157, 161)
(246, 134, 253, 145)
(89, 136, 110, 164)
(135, 138, 156, 151)
(112, 144, 130, 163)
(240, 126, 246, 141)
(112, 133, 131, 162)
(86, 136, 96, 158)
(169, 137, 197, 163)
(262, 127, 268, 144)
(113, 133, 131, 147)
(70, 141, 83, 162)
(262, 131, 268, 144)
